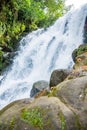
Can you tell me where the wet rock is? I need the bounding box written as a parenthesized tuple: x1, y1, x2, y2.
(30, 80, 49, 97)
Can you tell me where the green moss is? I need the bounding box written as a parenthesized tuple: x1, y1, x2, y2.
(59, 111, 67, 130)
(0, 118, 15, 130)
(9, 117, 15, 130)
(48, 87, 57, 97)
(21, 108, 44, 130)
(73, 112, 83, 130)
(77, 45, 87, 56)
(82, 87, 87, 101)
(0, 121, 10, 130)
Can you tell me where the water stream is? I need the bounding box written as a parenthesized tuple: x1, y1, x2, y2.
(0, 4, 87, 109)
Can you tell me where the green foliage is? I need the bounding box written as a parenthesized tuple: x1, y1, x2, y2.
(73, 112, 83, 130)
(21, 108, 44, 130)
(0, 0, 67, 43)
(77, 45, 87, 56)
(0, 0, 67, 72)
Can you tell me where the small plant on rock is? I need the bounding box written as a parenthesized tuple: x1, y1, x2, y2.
(21, 108, 44, 130)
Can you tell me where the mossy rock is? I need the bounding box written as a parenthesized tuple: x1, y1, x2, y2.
(0, 96, 83, 130)
(73, 51, 87, 70)
(72, 44, 87, 62)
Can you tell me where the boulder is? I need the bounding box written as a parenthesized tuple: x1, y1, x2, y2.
(30, 80, 49, 97)
(0, 97, 83, 130)
(55, 76, 87, 110)
(49, 69, 70, 88)
(50, 76, 87, 129)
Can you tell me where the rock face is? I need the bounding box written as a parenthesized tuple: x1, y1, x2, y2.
(0, 97, 84, 130)
(0, 46, 87, 130)
(49, 76, 87, 130)
(0, 74, 87, 129)
(49, 69, 70, 87)
(55, 76, 87, 110)
(30, 80, 49, 97)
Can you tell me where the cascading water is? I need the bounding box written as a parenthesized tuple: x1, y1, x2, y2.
(0, 4, 87, 109)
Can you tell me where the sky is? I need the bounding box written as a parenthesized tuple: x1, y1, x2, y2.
(66, 0, 87, 8)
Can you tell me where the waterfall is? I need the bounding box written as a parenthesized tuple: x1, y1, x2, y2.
(0, 4, 87, 109)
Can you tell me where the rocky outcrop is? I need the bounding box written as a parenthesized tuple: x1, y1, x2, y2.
(0, 73, 87, 130)
(53, 76, 87, 110)
(49, 69, 70, 88)
(50, 76, 87, 129)
(30, 80, 49, 97)
(0, 46, 87, 130)
(0, 96, 84, 130)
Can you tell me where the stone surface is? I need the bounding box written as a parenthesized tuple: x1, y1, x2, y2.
(49, 69, 70, 87)
(52, 76, 87, 129)
(0, 97, 82, 130)
(30, 80, 49, 97)
(55, 76, 87, 110)
(73, 52, 87, 70)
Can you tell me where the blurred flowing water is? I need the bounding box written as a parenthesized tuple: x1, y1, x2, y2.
(0, 4, 87, 109)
